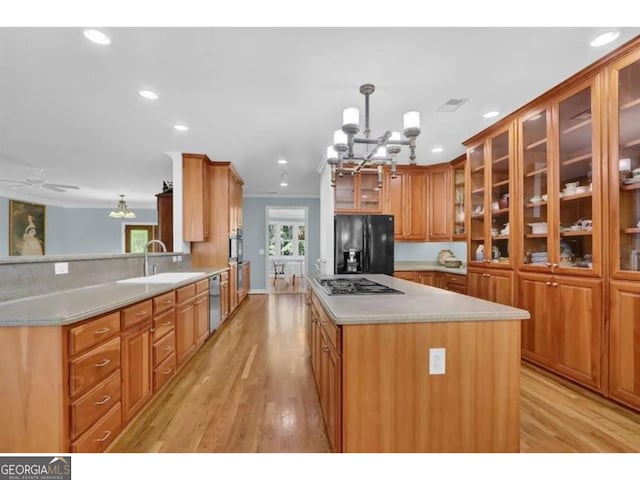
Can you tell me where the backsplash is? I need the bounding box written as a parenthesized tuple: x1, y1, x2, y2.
(0, 253, 192, 302)
(395, 242, 467, 263)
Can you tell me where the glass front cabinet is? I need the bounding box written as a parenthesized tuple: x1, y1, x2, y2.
(610, 49, 640, 280)
(518, 78, 601, 277)
(466, 124, 514, 268)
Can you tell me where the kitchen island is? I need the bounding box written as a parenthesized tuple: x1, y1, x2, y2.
(305, 274, 529, 453)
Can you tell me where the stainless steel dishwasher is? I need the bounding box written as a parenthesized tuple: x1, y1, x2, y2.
(209, 273, 221, 333)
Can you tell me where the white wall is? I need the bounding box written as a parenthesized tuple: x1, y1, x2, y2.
(318, 161, 334, 274)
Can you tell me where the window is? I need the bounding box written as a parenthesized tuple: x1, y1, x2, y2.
(268, 221, 306, 259)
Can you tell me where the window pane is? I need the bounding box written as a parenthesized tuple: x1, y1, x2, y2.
(130, 230, 149, 253)
(298, 225, 305, 240)
(298, 241, 305, 256)
(281, 225, 293, 240)
(281, 240, 293, 256)
(268, 224, 276, 255)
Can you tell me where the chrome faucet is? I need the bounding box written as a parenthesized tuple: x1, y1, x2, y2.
(143, 239, 167, 276)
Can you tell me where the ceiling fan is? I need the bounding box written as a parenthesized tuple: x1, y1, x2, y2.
(0, 168, 80, 193)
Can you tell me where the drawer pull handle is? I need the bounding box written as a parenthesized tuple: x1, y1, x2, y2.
(94, 394, 112, 406)
(322, 345, 329, 353)
(94, 359, 111, 367)
(163, 300, 173, 305)
(162, 368, 173, 375)
(136, 311, 147, 317)
(161, 321, 172, 326)
(95, 430, 112, 443)
(545, 282, 552, 286)
(163, 345, 172, 351)
(94, 327, 111, 335)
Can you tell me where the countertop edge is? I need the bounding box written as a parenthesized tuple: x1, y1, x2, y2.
(0, 267, 229, 327)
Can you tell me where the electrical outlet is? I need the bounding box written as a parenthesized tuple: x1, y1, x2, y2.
(54, 262, 69, 275)
(172, 255, 182, 263)
(429, 348, 446, 375)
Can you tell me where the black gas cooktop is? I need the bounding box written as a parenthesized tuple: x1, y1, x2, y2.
(316, 277, 404, 295)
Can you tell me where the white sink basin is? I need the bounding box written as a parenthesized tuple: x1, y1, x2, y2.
(117, 272, 206, 284)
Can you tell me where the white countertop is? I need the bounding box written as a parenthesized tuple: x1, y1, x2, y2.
(0, 268, 228, 327)
(306, 274, 529, 325)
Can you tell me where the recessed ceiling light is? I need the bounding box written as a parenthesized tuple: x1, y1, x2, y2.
(139, 90, 158, 100)
(590, 31, 620, 47)
(277, 159, 288, 164)
(280, 181, 288, 187)
(483, 111, 500, 119)
(280, 172, 288, 187)
(83, 29, 111, 46)
(431, 147, 443, 153)
(174, 124, 189, 131)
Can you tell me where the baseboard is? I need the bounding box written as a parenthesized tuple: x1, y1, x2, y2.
(249, 289, 268, 294)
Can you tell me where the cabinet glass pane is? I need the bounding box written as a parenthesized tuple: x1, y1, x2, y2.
(359, 171, 381, 211)
(618, 59, 640, 272)
(558, 87, 594, 269)
(490, 131, 510, 264)
(469, 147, 486, 261)
(454, 166, 466, 236)
(334, 174, 356, 210)
(522, 111, 550, 267)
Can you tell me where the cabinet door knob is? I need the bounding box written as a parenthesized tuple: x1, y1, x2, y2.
(322, 345, 329, 353)
(552, 263, 558, 268)
(552, 282, 559, 287)
(545, 281, 551, 286)
(546, 262, 552, 267)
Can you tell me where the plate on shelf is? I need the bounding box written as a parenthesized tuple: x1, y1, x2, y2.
(623, 176, 640, 185)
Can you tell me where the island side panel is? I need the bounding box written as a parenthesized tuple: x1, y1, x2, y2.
(341, 319, 521, 452)
(0, 325, 65, 452)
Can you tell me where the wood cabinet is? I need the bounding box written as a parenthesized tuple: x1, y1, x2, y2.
(176, 288, 197, 366)
(229, 262, 238, 313)
(427, 163, 452, 240)
(608, 48, 640, 280)
(467, 267, 514, 306)
(451, 155, 467, 240)
(394, 270, 467, 294)
(334, 170, 383, 213)
(517, 78, 602, 277)
(195, 291, 209, 347)
(121, 320, 153, 422)
(385, 166, 427, 241)
(155, 192, 173, 251)
(191, 161, 244, 269)
(609, 281, 640, 409)
(518, 272, 603, 390)
(229, 170, 244, 235)
(238, 262, 251, 303)
(417, 271, 435, 286)
(466, 124, 515, 269)
(220, 270, 230, 323)
(394, 270, 416, 282)
(182, 153, 210, 242)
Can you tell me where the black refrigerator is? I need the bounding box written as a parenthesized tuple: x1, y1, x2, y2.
(334, 214, 394, 275)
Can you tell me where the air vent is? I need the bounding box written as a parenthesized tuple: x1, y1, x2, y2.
(437, 98, 469, 112)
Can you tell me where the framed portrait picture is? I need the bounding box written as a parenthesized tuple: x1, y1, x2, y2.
(9, 200, 46, 256)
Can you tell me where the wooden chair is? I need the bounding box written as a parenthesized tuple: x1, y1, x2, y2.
(273, 260, 286, 285)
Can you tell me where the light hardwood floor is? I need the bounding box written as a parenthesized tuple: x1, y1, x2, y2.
(109, 293, 640, 453)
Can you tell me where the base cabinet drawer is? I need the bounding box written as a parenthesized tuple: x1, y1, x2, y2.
(69, 336, 121, 397)
(153, 331, 175, 366)
(70, 370, 122, 439)
(69, 312, 120, 356)
(154, 353, 176, 392)
(71, 402, 122, 453)
(153, 308, 175, 342)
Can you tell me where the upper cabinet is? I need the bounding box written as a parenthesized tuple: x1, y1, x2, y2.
(182, 153, 210, 242)
(229, 169, 244, 235)
(451, 155, 466, 240)
(427, 163, 452, 240)
(609, 48, 640, 280)
(334, 170, 383, 213)
(384, 166, 427, 241)
(466, 124, 515, 269)
(518, 78, 602, 277)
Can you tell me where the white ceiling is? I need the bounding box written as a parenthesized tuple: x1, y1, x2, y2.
(1, 27, 638, 208)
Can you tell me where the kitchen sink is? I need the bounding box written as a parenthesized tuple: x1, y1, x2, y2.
(117, 272, 206, 284)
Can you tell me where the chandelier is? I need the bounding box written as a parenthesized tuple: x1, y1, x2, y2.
(326, 83, 421, 188)
(108, 194, 136, 219)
